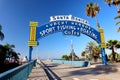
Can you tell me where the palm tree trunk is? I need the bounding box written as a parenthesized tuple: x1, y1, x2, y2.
(115, 4, 120, 13)
(95, 16, 100, 30)
(112, 46, 116, 62)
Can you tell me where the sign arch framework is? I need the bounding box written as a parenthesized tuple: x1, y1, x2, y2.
(28, 15, 107, 65)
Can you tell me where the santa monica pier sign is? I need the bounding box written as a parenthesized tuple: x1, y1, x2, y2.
(28, 15, 106, 65)
(35, 15, 101, 44)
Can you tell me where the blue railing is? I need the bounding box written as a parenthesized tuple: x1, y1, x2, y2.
(0, 60, 36, 80)
(51, 59, 90, 67)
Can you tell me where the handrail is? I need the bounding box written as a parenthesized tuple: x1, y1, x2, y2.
(0, 60, 36, 80)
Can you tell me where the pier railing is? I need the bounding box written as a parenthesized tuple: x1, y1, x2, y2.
(0, 60, 36, 80)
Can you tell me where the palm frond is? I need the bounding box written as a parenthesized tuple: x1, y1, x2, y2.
(0, 24, 2, 31)
(114, 15, 120, 19)
(85, 2, 100, 18)
(0, 31, 4, 41)
(115, 41, 120, 48)
(117, 27, 120, 32)
(104, 0, 113, 6)
(89, 2, 93, 7)
(115, 21, 120, 25)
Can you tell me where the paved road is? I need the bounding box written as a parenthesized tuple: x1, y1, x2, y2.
(43, 60, 120, 80)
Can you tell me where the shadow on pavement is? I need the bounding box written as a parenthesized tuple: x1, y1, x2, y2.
(45, 61, 120, 79)
(46, 63, 61, 67)
(42, 62, 62, 80)
(60, 64, 118, 78)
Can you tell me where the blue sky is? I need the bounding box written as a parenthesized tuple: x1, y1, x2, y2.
(0, 0, 120, 59)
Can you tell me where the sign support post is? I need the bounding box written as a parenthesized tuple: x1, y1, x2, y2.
(99, 28, 107, 65)
(29, 46, 33, 62)
(28, 22, 38, 61)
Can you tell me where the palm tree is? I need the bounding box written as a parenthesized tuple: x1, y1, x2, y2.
(92, 46, 100, 62)
(0, 24, 4, 41)
(81, 50, 89, 61)
(114, 15, 120, 32)
(4, 43, 16, 62)
(81, 51, 86, 57)
(104, 0, 120, 13)
(62, 55, 69, 60)
(0, 44, 7, 64)
(106, 40, 120, 62)
(69, 52, 79, 61)
(85, 2, 100, 29)
(86, 41, 100, 62)
(109, 52, 120, 61)
(0, 43, 19, 64)
(4, 43, 15, 54)
(11, 51, 19, 63)
(86, 41, 96, 54)
(104, 0, 120, 32)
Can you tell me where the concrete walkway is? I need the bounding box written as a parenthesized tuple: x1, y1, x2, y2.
(43, 61, 120, 80)
(27, 61, 49, 80)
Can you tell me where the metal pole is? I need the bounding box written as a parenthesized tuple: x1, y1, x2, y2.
(65, 38, 74, 61)
(29, 46, 33, 62)
(101, 48, 107, 65)
(71, 40, 74, 61)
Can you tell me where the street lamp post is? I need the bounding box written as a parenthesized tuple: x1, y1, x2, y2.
(65, 38, 74, 61)
(71, 40, 74, 61)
